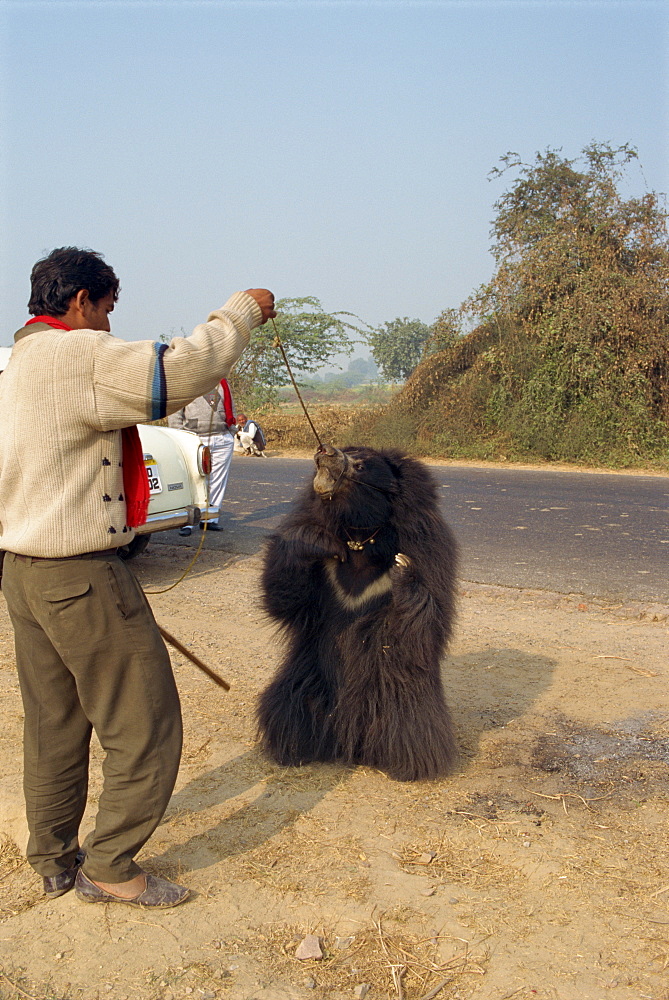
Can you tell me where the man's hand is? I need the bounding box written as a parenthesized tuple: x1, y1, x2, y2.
(244, 288, 277, 324)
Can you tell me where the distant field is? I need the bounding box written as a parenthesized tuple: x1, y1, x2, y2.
(276, 382, 395, 409)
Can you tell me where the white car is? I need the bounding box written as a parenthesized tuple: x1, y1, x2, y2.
(1, 348, 217, 559)
(130, 424, 218, 558)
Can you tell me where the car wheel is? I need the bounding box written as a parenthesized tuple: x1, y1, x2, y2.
(117, 534, 151, 560)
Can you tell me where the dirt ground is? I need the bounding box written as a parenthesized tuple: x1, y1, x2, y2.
(0, 483, 668, 1000)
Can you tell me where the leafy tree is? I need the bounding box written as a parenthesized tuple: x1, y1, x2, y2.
(348, 356, 379, 380)
(367, 317, 431, 382)
(317, 357, 379, 388)
(229, 296, 365, 408)
(480, 143, 668, 334)
(470, 142, 669, 460)
(364, 143, 669, 466)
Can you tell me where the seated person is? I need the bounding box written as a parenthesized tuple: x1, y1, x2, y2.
(235, 413, 267, 457)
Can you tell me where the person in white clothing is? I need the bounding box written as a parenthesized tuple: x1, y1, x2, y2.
(168, 378, 238, 533)
(234, 412, 267, 457)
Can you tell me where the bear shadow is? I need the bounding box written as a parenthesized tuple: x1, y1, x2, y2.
(443, 646, 557, 761)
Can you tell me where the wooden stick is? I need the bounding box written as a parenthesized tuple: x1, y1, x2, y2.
(158, 625, 230, 691)
(419, 976, 456, 1000)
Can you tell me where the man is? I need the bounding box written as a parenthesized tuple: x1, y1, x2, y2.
(168, 378, 237, 535)
(0, 247, 275, 908)
(234, 413, 267, 457)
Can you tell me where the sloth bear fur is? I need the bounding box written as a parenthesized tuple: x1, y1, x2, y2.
(257, 444, 458, 781)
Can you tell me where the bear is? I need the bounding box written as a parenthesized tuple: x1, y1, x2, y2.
(257, 444, 459, 781)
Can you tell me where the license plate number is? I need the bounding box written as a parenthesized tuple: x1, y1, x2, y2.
(145, 463, 162, 494)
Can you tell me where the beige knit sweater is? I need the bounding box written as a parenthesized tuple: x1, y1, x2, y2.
(0, 292, 262, 557)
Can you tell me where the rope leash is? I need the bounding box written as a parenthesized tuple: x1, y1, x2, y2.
(143, 522, 209, 596)
(271, 317, 324, 451)
(268, 320, 395, 497)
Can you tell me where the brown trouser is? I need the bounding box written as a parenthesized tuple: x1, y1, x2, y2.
(2, 550, 182, 883)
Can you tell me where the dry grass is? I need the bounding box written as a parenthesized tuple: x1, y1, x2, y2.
(0, 838, 41, 920)
(251, 910, 488, 999)
(396, 839, 524, 893)
(259, 403, 379, 450)
(559, 810, 669, 906)
(237, 820, 372, 901)
(0, 969, 77, 1000)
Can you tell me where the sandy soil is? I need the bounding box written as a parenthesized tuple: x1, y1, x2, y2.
(0, 520, 668, 1000)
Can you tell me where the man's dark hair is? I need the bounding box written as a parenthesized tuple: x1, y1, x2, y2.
(27, 247, 120, 316)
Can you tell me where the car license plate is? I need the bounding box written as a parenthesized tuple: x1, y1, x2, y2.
(145, 462, 162, 494)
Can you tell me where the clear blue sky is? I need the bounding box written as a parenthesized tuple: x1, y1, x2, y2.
(1, 0, 667, 348)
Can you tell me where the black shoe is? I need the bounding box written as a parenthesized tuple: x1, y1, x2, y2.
(43, 850, 85, 899)
(178, 526, 192, 536)
(200, 522, 222, 531)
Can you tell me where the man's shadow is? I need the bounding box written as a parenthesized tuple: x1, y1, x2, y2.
(149, 746, 349, 873)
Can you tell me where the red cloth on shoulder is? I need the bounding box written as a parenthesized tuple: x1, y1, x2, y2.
(220, 378, 235, 425)
(24, 316, 150, 527)
(26, 315, 74, 332)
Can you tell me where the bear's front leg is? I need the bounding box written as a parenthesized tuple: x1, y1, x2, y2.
(262, 529, 348, 628)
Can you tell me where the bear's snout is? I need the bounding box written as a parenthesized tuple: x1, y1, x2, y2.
(313, 445, 348, 497)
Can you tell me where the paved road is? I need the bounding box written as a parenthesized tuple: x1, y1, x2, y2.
(174, 457, 669, 604)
